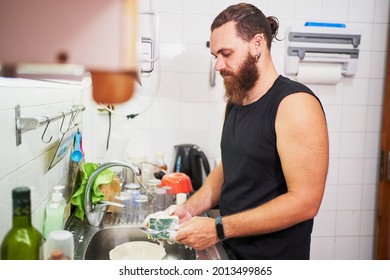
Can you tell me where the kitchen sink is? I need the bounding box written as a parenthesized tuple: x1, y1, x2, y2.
(65, 211, 228, 260)
(84, 226, 195, 260)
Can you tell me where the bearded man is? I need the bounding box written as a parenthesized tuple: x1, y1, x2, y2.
(168, 3, 329, 260)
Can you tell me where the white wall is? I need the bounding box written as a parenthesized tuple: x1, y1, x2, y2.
(0, 78, 85, 244)
(0, 0, 388, 260)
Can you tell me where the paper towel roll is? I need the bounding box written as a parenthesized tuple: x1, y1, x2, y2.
(296, 62, 342, 84)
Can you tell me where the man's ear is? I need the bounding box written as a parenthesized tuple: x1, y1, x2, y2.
(251, 33, 264, 54)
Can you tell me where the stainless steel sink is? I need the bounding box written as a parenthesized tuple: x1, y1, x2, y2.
(84, 226, 196, 260)
(65, 211, 228, 260)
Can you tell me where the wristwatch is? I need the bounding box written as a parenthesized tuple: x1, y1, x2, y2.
(215, 216, 225, 241)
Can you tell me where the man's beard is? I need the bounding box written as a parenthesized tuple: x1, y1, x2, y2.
(221, 53, 259, 105)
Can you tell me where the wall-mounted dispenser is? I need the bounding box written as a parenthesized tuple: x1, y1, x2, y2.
(285, 22, 361, 84)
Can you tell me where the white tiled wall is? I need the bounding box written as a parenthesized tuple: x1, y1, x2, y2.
(0, 0, 389, 260)
(0, 78, 85, 244)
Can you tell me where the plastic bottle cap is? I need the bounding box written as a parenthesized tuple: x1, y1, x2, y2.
(52, 192, 63, 202)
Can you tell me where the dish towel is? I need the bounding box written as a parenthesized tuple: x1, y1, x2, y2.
(71, 162, 114, 220)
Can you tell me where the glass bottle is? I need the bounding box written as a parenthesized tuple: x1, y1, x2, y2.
(1, 186, 42, 260)
(155, 152, 168, 172)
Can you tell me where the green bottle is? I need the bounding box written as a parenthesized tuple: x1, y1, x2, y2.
(1, 186, 42, 260)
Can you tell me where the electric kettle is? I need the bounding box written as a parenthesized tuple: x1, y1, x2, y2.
(172, 144, 211, 191)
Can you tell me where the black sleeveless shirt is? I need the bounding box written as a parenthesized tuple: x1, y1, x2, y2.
(220, 75, 322, 260)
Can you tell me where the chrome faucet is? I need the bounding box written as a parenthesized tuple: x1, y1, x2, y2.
(84, 160, 142, 227)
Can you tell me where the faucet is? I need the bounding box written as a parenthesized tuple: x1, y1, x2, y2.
(84, 160, 142, 227)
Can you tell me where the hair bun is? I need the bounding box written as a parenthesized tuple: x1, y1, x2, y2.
(267, 16, 279, 39)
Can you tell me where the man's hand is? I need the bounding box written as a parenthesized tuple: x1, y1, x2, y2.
(165, 205, 192, 224)
(175, 216, 219, 251)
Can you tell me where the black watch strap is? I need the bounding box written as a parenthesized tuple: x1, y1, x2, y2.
(215, 216, 225, 241)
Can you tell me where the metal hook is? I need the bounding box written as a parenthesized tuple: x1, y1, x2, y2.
(41, 116, 53, 143)
(72, 109, 81, 127)
(59, 112, 67, 134)
(68, 109, 76, 129)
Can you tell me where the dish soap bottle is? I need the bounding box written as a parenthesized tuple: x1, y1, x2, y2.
(42, 187, 66, 240)
(1, 186, 42, 260)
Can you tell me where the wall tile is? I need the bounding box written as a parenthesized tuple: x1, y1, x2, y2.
(338, 158, 364, 185)
(151, 100, 181, 131)
(0, 173, 17, 241)
(156, 72, 182, 100)
(337, 184, 363, 211)
(355, 51, 371, 79)
(182, 15, 213, 44)
(322, 0, 349, 22)
(0, 84, 18, 109)
(343, 78, 369, 105)
(371, 24, 389, 52)
(0, 109, 18, 179)
(317, 83, 344, 105)
(340, 132, 365, 158)
(312, 211, 336, 236)
(320, 184, 338, 211)
(158, 43, 184, 72)
(326, 158, 340, 185)
(182, 44, 210, 74)
(334, 236, 359, 259)
(150, 0, 182, 13)
(268, 0, 295, 20)
(158, 13, 183, 43)
(363, 158, 380, 185)
(208, 129, 222, 161)
(180, 102, 210, 131)
(310, 237, 335, 259)
(375, 0, 390, 23)
(370, 51, 387, 79)
(360, 210, 375, 236)
(366, 106, 383, 132)
(336, 211, 361, 236)
(208, 102, 225, 130)
(359, 236, 374, 260)
(348, 0, 375, 23)
(361, 184, 377, 211)
(368, 79, 385, 106)
(181, 73, 210, 102)
(183, 0, 212, 15)
(322, 104, 342, 132)
(364, 133, 381, 159)
(295, 0, 322, 21)
(341, 105, 367, 132)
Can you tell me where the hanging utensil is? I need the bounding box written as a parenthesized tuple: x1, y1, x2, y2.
(71, 131, 83, 162)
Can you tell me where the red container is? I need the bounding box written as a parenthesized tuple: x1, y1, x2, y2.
(161, 172, 193, 194)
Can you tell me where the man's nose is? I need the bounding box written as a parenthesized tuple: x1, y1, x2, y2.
(214, 58, 226, 72)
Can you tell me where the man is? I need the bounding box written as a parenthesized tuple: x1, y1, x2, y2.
(169, 3, 329, 260)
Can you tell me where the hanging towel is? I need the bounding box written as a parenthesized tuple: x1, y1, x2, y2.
(71, 162, 114, 220)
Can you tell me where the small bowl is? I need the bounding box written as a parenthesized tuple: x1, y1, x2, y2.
(161, 172, 193, 194)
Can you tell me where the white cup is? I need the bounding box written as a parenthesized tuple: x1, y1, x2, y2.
(43, 230, 74, 260)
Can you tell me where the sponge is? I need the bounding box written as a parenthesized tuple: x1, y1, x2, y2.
(144, 211, 178, 241)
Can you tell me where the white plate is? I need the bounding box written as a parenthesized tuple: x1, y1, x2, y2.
(109, 241, 166, 260)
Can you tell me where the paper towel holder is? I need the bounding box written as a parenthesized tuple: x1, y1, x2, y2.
(284, 22, 361, 83)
